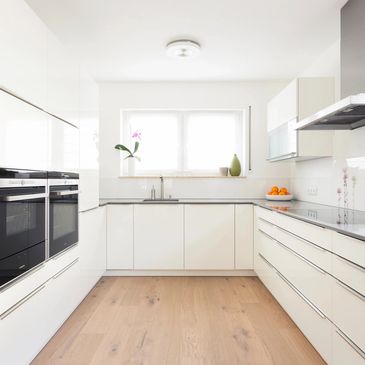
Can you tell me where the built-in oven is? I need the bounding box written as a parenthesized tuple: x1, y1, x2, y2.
(48, 172, 79, 258)
(0, 168, 47, 289)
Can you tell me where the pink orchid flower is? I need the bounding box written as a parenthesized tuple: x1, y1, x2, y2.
(132, 131, 142, 140)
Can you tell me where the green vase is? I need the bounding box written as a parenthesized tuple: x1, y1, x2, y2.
(230, 154, 241, 176)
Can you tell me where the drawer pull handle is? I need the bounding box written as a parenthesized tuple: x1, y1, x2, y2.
(273, 239, 326, 275)
(335, 255, 365, 273)
(0, 284, 46, 320)
(276, 270, 326, 319)
(258, 229, 275, 241)
(258, 253, 275, 269)
(336, 280, 365, 302)
(53, 258, 79, 279)
(258, 217, 275, 227)
(275, 225, 326, 252)
(336, 329, 365, 360)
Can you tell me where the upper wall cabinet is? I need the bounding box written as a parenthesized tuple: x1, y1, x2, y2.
(267, 78, 335, 162)
(46, 31, 79, 127)
(79, 71, 100, 211)
(0, 0, 47, 108)
(0, 89, 48, 170)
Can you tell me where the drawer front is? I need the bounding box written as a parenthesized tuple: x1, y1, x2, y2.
(332, 327, 365, 365)
(257, 217, 277, 238)
(275, 213, 331, 251)
(333, 232, 365, 269)
(333, 255, 365, 297)
(256, 207, 278, 225)
(259, 230, 331, 316)
(333, 278, 365, 352)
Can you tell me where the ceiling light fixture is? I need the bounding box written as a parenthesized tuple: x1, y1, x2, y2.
(166, 40, 201, 59)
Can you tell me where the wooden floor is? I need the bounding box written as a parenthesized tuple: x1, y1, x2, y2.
(32, 277, 325, 365)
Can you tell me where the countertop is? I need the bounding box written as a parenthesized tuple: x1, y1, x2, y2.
(99, 198, 365, 241)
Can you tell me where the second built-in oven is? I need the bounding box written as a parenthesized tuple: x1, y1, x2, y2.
(48, 172, 79, 258)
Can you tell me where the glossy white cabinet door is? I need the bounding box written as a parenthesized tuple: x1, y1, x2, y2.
(46, 31, 79, 126)
(185, 205, 235, 270)
(134, 205, 184, 270)
(48, 116, 79, 172)
(235, 205, 254, 269)
(0, 0, 47, 108)
(107, 205, 134, 269)
(79, 207, 106, 297)
(79, 71, 99, 211)
(0, 89, 48, 170)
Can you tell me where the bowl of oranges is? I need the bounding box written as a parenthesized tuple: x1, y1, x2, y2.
(266, 186, 293, 201)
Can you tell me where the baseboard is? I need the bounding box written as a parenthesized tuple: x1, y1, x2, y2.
(103, 269, 256, 277)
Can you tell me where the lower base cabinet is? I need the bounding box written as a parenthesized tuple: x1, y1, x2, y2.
(134, 205, 184, 269)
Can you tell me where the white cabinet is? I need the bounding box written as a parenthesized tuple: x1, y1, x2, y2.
(0, 0, 47, 108)
(134, 205, 184, 270)
(79, 207, 106, 296)
(267, 78, 334, 161)
(235, 205, 253, 269)
(185, 205, 235, 270)
(46, 31, 79, 126)
(107, 205, 134, 270)
(79, 71, 99, 211)
(48, 116, 79, 172)
(0, 89, 48, 170)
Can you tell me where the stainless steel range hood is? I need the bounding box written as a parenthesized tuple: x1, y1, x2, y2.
(296, 0, 365, 131)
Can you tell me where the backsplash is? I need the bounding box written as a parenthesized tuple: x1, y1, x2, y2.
(291, 128, 365, 211)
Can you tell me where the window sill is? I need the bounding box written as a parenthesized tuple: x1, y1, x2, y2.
(118, 175, 247, 179)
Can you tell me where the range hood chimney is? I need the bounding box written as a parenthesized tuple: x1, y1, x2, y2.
(296, 0, 365, 131)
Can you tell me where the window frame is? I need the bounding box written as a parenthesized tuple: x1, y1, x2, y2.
(120, 109, 246, 177)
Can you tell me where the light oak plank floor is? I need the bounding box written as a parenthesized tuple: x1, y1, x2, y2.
(32, 277, 326, 365)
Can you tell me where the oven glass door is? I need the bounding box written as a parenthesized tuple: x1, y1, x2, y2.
(0, 186, 46, 260)
(49, 185, 79, 257)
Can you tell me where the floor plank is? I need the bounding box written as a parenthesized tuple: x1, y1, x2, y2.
(31, 277, 326, 365)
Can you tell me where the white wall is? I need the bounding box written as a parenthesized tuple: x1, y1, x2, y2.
(99, 81, 291, 199)
(291, 39, 365, 211)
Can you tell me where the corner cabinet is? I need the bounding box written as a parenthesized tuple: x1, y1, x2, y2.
(184, 205, 235, 270)
(267, 78, 335, 161)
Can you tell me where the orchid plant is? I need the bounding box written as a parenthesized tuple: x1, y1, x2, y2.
(115, 131, 142, 161)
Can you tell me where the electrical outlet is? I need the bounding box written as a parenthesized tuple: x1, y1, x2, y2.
(307, 186, 318, 196)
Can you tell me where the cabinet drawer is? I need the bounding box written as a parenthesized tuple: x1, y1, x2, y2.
(332, 326, 365, 365)
(257, 217, 277, 238)
(333, 278, 365, 353)
(333, 254, 365, 297)
(259, 230, 331, 316)
(333, 232, 365, 269)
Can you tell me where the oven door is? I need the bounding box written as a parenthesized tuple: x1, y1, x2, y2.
(49, 185, 79, 257)
(0, 186, 46, 260)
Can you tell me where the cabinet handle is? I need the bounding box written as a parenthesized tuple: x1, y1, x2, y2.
(258, 253, 275, 269)
(336, 328, 365, 360)
(53, 258, 79, 279)
(273, 239, 326, 275)
(258, 229, 275, 241)
(258, 217, 275, 227)
(0, 284, 46, 320)
(50, 190, 80, 197)
(274, 225, 326, 252)
(275, 270, 326, 319)
(335, 255, 365, 272)
(336, 280, 365, 302)
(0, 193, 48, 202)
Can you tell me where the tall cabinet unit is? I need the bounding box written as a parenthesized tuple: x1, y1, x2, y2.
(267, 78, 335, 161)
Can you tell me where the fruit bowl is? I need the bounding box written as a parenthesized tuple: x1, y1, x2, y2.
(266, 194, 293, 201)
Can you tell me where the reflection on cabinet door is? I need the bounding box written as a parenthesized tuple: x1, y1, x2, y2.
(0, 89, 48, 170)
(0, 0, 47, 108)
(49, 116, 79, 172)
(185, 205, 235, 270)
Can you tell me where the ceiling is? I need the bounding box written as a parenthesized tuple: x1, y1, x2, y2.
(26, 0, 347, 82)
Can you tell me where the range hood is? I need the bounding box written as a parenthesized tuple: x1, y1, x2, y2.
(296, 0, 365, 131)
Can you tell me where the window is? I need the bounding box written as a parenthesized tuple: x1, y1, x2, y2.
(121, 110, 245, 176)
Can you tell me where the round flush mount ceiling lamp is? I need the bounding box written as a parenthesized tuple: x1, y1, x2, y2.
(166, 40, 201, 59)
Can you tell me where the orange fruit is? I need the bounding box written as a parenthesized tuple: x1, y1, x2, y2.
(267, 191, 272, 195)
(271, 186, 279, 192)
(271, 191, 279, 195)
(279, 191, 286, 195)
(280, 187, 288, 193)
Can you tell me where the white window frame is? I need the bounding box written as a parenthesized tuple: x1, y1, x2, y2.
(120, 109, 246, 177)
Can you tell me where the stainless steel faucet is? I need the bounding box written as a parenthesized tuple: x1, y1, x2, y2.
(160, 176, 164, 200)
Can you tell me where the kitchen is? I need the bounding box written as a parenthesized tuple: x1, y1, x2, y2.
(0, 0, 364, 364)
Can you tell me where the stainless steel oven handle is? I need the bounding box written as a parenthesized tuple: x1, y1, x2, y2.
(0, 193, 48, 202)
(50, 190, 80, 197)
